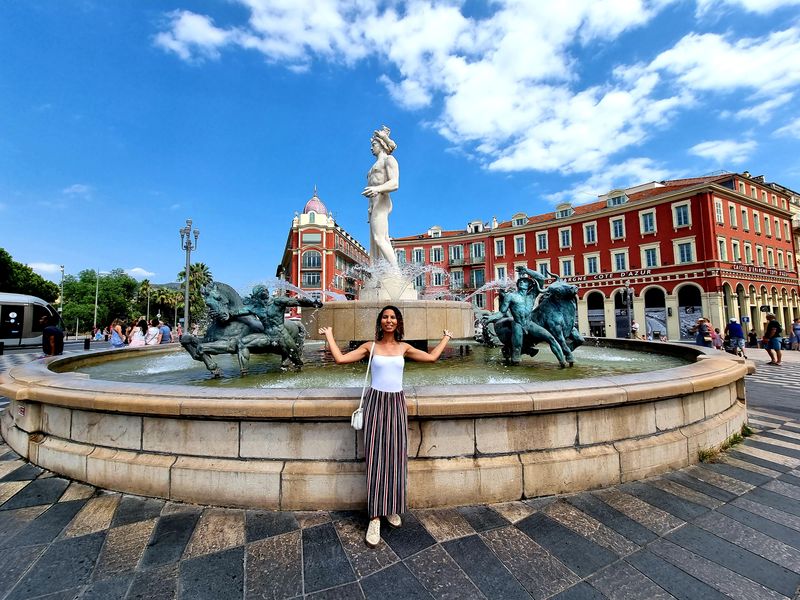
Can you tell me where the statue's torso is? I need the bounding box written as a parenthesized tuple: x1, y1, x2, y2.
(367, 158, 387, 187)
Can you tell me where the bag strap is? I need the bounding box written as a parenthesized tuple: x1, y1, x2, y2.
(357, 342, 376, 410)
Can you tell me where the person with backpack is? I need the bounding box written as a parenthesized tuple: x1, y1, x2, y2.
(763, 313, 783, 366)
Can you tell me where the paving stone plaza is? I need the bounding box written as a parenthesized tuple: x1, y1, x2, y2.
(1, 349, 800, 599)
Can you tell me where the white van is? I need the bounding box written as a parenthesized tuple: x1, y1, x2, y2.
(0, 292, 63, 346)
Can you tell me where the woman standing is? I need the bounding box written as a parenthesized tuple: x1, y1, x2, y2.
(319, 306, 452, 548)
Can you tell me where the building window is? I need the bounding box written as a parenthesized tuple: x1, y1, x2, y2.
(728, 204, 737, 227)
(717, 238, 727, 261)
(608, 194, 627, 206)
(613, 252, 627, 271)
(677, 243, 693, 263)
(513, 216, 526, 226)
(450, 245, 463, 262)
(537, 232, 548, 251)
(561, 259, 573, 276)
(473, 293, 485, 309)
(644, 247, 658, 268)
(431, 230, 441, 238)
(559, 228, 571, 248)
(751, 186, 757, 198)
(414, 274, 425, 288)
(774, 219, 781, 239)
(732, 241, 741, 262)
(537, 261, 550, 276)
(741, 208, 749, 231)
(556, 207, 573, 218)
(471, 242, 485, 259)
(433, 272, 445, 286)
(764, 215, 771, 236)
(496, 266, 506, 280)
(301, 272, 321, 288)
(640, 211, 655, 234)
(784, 221, 791, 240)
(471, 269, 485, 288)
(738, 181, 745, 194)
(396, 249, 407, 264)
(787, 252, 793, 270)
(302, 250, 322, 268)
(753, 211, 761, 233)
(494, 239, 505, 257)
(778, 251, 785, 269)
(762, 191, 768, 202)
(756, 246, 764, 266)
(413, 248, 424, 264)
(450, 270, 463, 289)
(584, 223, 597, 244)
(611, 218, 625, 239)
(302, 232, 322, 244)
(431, 247, 443, 263)
(744, 244, 752, 264)
(767, 249, 774, 267)
(514, 236, 525, 254)
(674, 204, 690, 227)
(308, 212, 316, 223)
(715, 200, 724, 224)
(586, 256, 599, 274)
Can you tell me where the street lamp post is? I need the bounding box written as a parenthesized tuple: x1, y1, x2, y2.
(94, 268, 100, 328)
(624, 280, 634, 338)
(179, 219, 199, 333)
(59, 265, 65, 314)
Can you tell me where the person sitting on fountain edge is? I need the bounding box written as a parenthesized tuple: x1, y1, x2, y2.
(319, 306, 452, 549)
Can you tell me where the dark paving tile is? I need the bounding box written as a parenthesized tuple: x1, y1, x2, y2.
(306, 582, 365, 599)
(626, 549, 729, 600)
(1, 477, 69, 510)
(179, 546, 244, 600)
(587, 560, 672, 599)
(360, 561, 432, 599)
(381, 511, 436, 559)
(442, 534, 531, 600)
(702, 461, 772, 486)
(456, 505, 509, 532)
(0, 462, 43, 481)
(742, 486, 800, 517)
(745, 438, 800, 459)
(550, 582, 606, 600)
(618, 482, 709, 521)
(718, 503, 800, 550)
(778, 472, 800, 487)
(666, 523, 800, 597)
(663, 471, 737, 502)
(404, 544, 484, 600)
(6, 531, 106, 600)
(330, 509, 366, 521)
(517, 513, 617, 578)
(80, 574, 133, 600)
(0, 543, 47, 598)
(245, 509, 299, 542)
(127, 563, 178, 600)
(1, 499, 86, 548)
(0, 450, 18, 461)
(759, 430, 800, 446)
(565, 494, 657, 546)
(245, 530, 302, 600)
(139, 509, 202, 569)
(110, 495, 164, 528)
(333, 516, 399, 579)
(302, 522, 356, 594)
(0, 505, 48, 540)
(727, 449, 791, 473)
(29, 588, 82, 600)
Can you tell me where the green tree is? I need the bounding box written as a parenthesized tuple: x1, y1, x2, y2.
(60, 269, 138, 331)
(0, 248, 60, 302)
(177, 262, 213, 322)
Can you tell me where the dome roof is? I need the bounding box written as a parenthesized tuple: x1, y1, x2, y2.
(303, 186, 328, 215)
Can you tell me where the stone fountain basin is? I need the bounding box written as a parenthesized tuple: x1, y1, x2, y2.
(0, 341, 750, 510)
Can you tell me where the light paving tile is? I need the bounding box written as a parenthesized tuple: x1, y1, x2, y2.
(183, 508, 246, 559)
(646, 478, 722, 509)
(695, 511, 800, 573)
(685, 465, 755, 495)
(732, 497, 800, 533)
(747, 410, 788, 421)
(414, 508, 475, 542)
(721, 456, 783, 478)
(161, 501, 199, 516)
(0, 459, 25, 478)
(489, 501, 536, 524)
(763, 479, 800, 502)
(774, 429, 800, 441)
(593, 489, 683, 536)
(748, 419, 776, 430)
(481, 525, 579, 598)
(333, 516, 399, 578)
(63, 494, 121, 538)
(735, 445, 800, 468)
(543, 500, 639, 557)
(93, 518, 157, 579)
(59, 482, 95, 503)
(294, 511, 331, 529)
(0, 480, 28, 505)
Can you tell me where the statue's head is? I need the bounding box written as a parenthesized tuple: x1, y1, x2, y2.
(251, 284, 270, 300)
(516, 277, 532, 291)
(371, 125, 396, 155)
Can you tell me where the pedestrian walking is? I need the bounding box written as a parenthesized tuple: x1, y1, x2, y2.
(319, 306, 452, 548)
(763, 313, 783, 366)
(725, 318, 746, 358)
(792, 317, 800, 351)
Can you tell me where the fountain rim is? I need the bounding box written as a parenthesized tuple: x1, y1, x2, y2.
(0, 340, 751, 420)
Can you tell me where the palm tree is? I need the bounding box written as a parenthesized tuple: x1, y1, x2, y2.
(177, 263, 213, 323)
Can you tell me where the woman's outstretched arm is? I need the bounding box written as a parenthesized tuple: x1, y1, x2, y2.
(319, 327, 371, 364)
(404, 330, 453, 363)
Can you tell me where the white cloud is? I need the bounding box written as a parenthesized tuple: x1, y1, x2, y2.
(62, 183, 92, 196)
(775, 117, 800, 139)
(126, 267, 156, 279)
(27, 262, 63, 276)
(169, 203, 181, 210)
(689, 139, 756, 165)
(696, 0, 800, 15)
(721, 92, 793, 124)
(154, 10, 234, 61)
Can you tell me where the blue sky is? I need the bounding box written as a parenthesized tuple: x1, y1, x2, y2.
(2, 0, 799, 290)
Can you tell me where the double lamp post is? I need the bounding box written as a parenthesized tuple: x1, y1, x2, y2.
(180, 219, 199, 333)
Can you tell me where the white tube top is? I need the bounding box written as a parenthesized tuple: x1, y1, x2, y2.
(370, 354, 405, 392)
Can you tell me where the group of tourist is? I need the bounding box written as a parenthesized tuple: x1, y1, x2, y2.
(107, 318, 180, 349)
(691, 313, 800, 366)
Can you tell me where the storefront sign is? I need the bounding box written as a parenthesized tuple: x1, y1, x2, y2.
(730, 264, 792, 278)
(563, 269, 652, 283)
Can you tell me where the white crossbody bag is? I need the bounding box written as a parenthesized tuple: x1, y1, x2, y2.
(351, 342, 375, 430)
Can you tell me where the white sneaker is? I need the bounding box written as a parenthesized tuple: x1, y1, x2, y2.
(365, 518, 381, 548)
(385, 514, 402, 528)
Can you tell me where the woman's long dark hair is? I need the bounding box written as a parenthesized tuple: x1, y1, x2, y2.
(375, 305, 404, 341)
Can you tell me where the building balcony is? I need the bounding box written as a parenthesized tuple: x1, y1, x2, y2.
(449, 257, 464, 266)
(469, 255, 486, 265)
(334, 245, 367, 264)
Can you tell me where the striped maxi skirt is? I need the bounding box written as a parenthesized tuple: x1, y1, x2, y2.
(363, 387, 408, 518)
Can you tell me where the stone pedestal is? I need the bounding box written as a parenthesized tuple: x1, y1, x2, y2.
(359, 276, 419, 302)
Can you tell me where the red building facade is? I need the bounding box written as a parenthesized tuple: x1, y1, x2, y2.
(393, 173, 800, 340)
